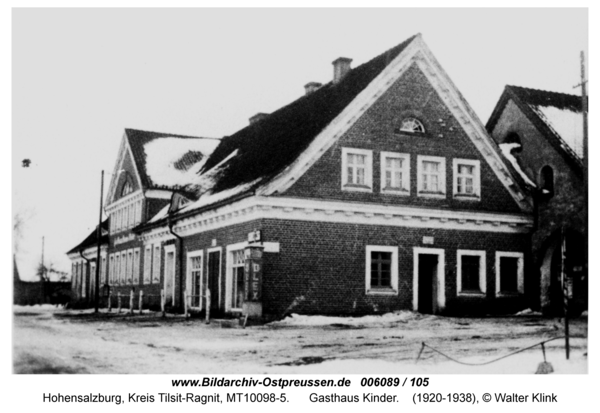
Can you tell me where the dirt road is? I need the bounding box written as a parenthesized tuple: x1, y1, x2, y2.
(13, 306, 587, 374)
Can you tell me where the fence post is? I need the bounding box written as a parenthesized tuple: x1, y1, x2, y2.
(205, 289, 211, 324)
(129, 289, 134, 314)
(107, 290, 112, 312)
(139, 290, 143, 315)
(184, 289, 188, 318)
(161, 289, 166, 318)
(117, 292, 122, 313)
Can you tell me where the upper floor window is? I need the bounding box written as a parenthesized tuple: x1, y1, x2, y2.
(540, 165, 555, 198)
(380, 152, 410, 195)
(453, 159, 481, 200)
(417, 155, 446, 198)
(341, 148, 373, 192)
(400, 117, 425, 133)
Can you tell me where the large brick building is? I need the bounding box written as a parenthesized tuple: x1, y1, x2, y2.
(486, 86, 587, 315)
(68, 34, 535, 318)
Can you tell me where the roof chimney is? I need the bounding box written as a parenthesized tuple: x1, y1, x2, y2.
(304, 82, 322, 95)
(332, 57, 352, 84)
(249, 113, 269, 125)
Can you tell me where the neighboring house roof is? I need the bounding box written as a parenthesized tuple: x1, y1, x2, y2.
(486, 85, 585, 176)
(125, 128, 221, 193)
(66, 219, 109, 255)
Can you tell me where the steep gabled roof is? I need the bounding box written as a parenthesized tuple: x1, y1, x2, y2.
(66, 219, 109, 255)
(486, 85, 585, 175)
(125, 128, 221, 192)
(199, 35, 419, 195)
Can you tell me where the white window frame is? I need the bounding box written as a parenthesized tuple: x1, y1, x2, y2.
(417, 155, 446, 198)
(186, 250, 204, 310)
(495, 251, 525, 296)
(143, 245, 152, 285)
(163, 244, 177, 306)
(120, 251, 127, 284)
(341, 147, 373, 192)
(457, 250, 486, 296)
(453, 159, 481, 200)
(101, 254, 107, 285)
(226, 242, 248, 312)
(152, 244, 161, 284)
(109, 254, 115, 285)
(412, 247, 446, 313)
(380, 152, 410, 195)
(133, 248, 141, 285)
(400, 117, 425, 133)
(365, 245, 399, 295)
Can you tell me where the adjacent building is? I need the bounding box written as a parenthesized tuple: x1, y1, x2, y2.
(486, 85, 587, 315)
(68, 34, 535, 318)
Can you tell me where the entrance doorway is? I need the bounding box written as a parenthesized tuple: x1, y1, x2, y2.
(413, 248, 445, 314)
(207, 249, 221, 312)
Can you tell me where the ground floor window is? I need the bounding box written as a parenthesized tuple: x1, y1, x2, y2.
(496, 252, 524, 295)
(187, 251, 203, 309)
(457, 250, 486, 295)
(231, 250, 245, 309)
(365, 246, 398, 294)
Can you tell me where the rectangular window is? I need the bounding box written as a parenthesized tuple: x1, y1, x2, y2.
(137, 200, 143, 224)
(231, 250, 245, 310)
(133, 248, 140, 285)
(81, 263, 87, 298)
(187, 253, 203, 309)
(381, 152, 410, 194)
(120, 252, 127, 284)
(143, 246, 152, 285)
(342, 148, 373, 192)
(109, 254, 114, 284)
(457, 250, 486, 295)
(495, 252, 524, 295)
(127, 250, 133, 284)
(417, 155, 446, 197)
(365, 246, 398, 295)
(101, 256, 107, 285)
(152, 245, 161, 284)
(453, 159, 481, 199)
(114, 255, 120, 285)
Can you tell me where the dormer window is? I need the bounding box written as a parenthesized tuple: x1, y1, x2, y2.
(400, 117, 425, 133)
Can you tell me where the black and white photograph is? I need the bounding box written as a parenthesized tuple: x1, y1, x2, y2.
(11, 5, 589, 383)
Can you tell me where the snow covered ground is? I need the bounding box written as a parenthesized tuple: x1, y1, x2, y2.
(13, 305, 587, 374)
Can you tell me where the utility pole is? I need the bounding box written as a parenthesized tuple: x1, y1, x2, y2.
(94, 170, 104, 313)
(41, 236, 45, 281)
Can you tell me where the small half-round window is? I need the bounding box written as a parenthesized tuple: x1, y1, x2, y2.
(400, 118, 425, 133)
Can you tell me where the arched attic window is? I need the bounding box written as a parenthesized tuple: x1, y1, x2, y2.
(504, 132, 523, 152)
(399, 117, 425, 133)
(540, 165, 555, 198)
(121, 179, 133, 197)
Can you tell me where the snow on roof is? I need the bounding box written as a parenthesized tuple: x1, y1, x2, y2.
(499, 143, 536, 187)
(530, 105, 584, 158)
(148, 204, 170, 224)
(143, 137, 220, 188)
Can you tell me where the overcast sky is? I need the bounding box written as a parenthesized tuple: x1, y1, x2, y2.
(12, 8, 588, 280)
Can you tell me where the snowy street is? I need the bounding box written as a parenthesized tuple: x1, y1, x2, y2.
(13, 305, 587, 374)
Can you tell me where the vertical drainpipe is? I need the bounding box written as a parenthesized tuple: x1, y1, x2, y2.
(167, 214, 184, 313)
